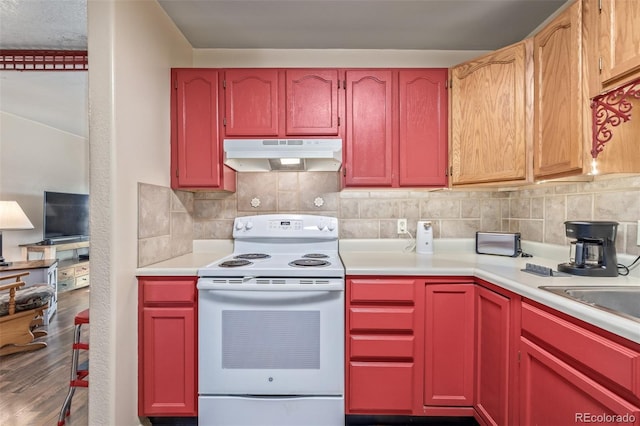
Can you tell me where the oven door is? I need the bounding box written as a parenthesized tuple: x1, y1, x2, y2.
(198, 283, 344, 396)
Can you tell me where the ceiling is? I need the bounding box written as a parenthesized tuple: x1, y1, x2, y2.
(157, 0, 567, 51)
(0, 0, 568, 138)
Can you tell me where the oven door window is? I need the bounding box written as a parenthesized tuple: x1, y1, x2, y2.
(199, 289, 344, 396)
(222, 310, 320, 369)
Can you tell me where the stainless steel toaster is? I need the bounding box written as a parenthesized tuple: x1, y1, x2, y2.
(475, 232, 522, 257)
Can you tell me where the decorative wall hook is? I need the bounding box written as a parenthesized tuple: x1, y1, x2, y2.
(591, 78, 640, 158)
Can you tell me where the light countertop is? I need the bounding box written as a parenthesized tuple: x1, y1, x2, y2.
(135, 238, 640, 344)
(340, 239, 640, 344)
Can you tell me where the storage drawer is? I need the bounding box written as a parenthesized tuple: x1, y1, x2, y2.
(142, 279, 196, 304)
(522, 302, 640, 400)
(350, 307, 415, 332)
(75, 263, 90, 277)
(350, 335, 414, 359)
(58, 267, 74, 281)
(58, 276, 76, 292)
(76, 275, 90, 288)
(348, 362, 415, 413)
(350, 279, 415, 303)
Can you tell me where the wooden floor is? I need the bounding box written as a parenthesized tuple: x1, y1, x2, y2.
(0, 287, 90, 426)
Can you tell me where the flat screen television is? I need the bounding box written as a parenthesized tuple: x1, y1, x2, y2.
(43, 191, 90, 241)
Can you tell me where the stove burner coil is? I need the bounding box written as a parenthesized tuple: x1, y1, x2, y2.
(289, 259, 331, 267)
(219, 259, 253, 268)
(302, 253, 329, 259)
(234, 253, 271, 260)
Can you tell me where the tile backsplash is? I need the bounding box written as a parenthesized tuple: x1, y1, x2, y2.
(138, 174, 640, 266)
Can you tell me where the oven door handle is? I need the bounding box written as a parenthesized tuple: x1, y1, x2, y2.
(197, 282, 344, 291)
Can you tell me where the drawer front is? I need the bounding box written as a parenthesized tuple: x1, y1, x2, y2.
(348, 362, 415, 413)
(350, 335, 414, 359)
(58, 276, 76, 291)
(76, 275, 90, 287)
(142, 279, 196, 304)
(350, 307, 415, 332)
(350, 279, 416, 303)
(75, 264, 90, 277)
(522, 303, 640, 399)
(58, 267, 74, 280)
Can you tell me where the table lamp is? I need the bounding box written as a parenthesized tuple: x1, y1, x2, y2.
(0, 201, 35, 266)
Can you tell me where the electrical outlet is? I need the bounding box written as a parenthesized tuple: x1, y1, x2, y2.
(637, 220, 640, 246)
(397, 218, 407, 234)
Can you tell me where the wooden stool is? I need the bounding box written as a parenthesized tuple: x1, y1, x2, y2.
(58, 308, 89, 426)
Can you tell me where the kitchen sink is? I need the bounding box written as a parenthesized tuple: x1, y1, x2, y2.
(539, 286, 640, 323)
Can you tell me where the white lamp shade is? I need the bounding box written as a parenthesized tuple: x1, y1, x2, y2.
(0, 201, 35, 230)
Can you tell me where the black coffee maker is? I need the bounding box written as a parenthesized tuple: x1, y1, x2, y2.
(558, 221, 619, 277)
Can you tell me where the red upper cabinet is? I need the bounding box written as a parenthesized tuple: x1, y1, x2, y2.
(286, 69, 339, 136)
(344, 70, 395, 187)
(398, 69, 448, 187)
(344, 69, 448, 188)
(171, 69, 235, 191)
(223, 68, 340, 138)
(223, 69, 279, 136)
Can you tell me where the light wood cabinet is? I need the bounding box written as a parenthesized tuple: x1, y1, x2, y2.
(533, 0, 585, 179)
(597, 0, 640, 91)
(450, 40, 533, 186)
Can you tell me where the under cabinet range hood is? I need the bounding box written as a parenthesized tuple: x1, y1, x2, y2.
(223, 139, 342, 172)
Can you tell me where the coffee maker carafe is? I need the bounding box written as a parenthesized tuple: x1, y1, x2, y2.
(558, 221, 619, 277)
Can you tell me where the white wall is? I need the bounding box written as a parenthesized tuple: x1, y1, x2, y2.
(87, 0, 192, 424)
(193, 48, 486, 68)
(0, 112, 88, 261)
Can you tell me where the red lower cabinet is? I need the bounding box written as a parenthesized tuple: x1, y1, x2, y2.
(138, 276, 198, 417)
(519, 301, 640, 426)
(346, 277, 424, 415)
(519, 337, 640, 426)
(475, 284, 514, 426)
(424, 283, 475, 408)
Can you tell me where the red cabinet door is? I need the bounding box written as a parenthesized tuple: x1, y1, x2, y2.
(285, 69, 339, 136)
(224, 69, 279, 136)
(138, 277, 197, 417)
(476, 286, 511, 426)
(172, 69, 224, 189)
(398, 69, 448, 187)
(424, 284, 475, 407)
(520, 337, 640, 426)
(345, 70, 394, 186)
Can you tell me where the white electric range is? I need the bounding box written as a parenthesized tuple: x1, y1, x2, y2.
(197, 214, 345, 426)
